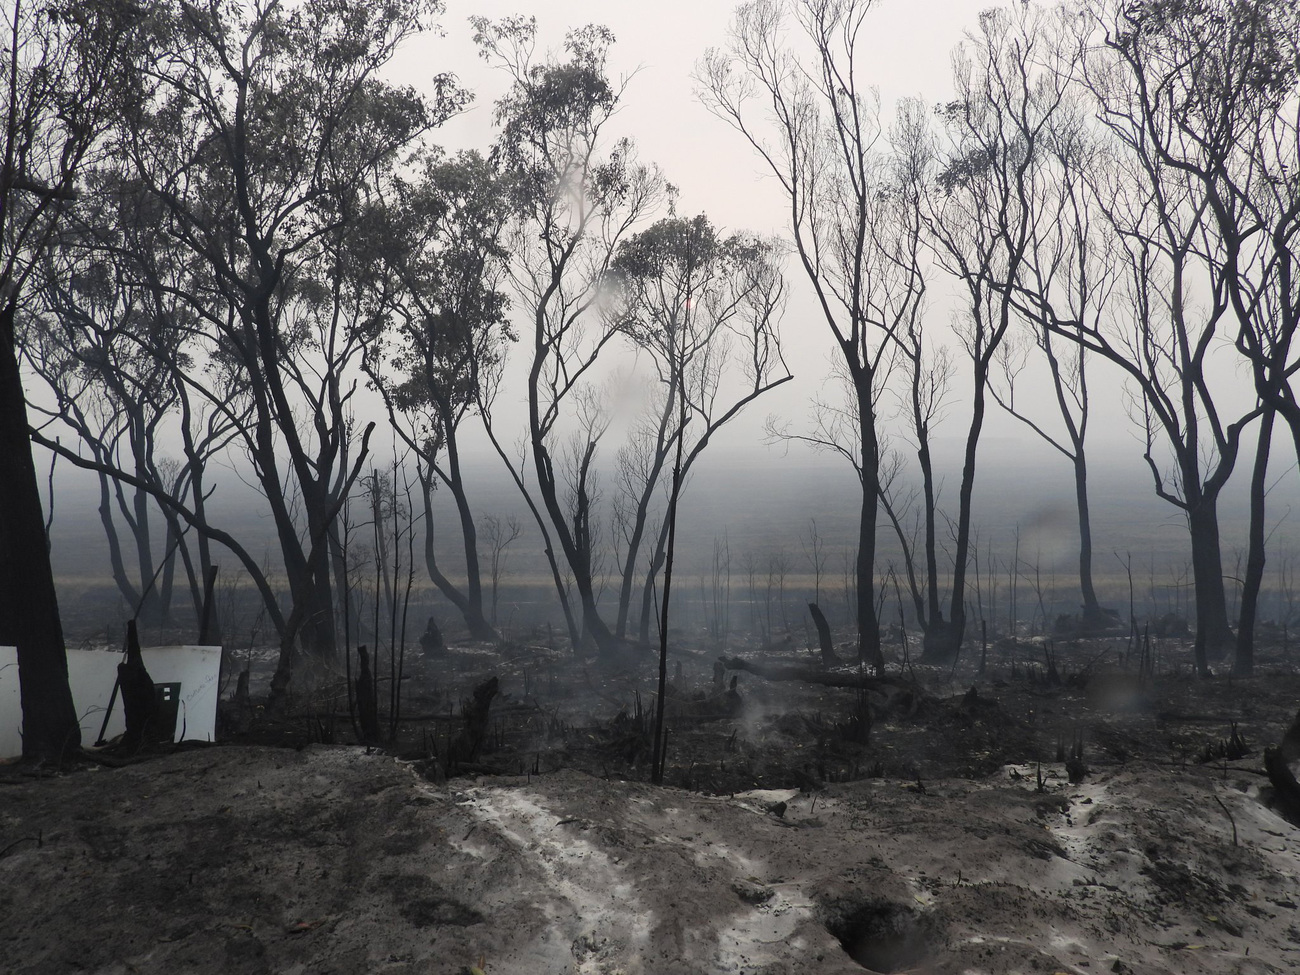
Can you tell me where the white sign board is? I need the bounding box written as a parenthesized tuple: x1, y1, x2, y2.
(0, 645, 222, 759)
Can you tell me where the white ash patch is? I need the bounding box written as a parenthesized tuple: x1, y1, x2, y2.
(458, 787, 653, 974)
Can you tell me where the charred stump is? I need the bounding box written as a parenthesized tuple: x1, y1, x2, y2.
(1265, 709, 1300, 821)
(118, 619, 161, 753)
(419, 616, 445, 655)
(449, 676, 499, 771)
(354, 645, 380, 744)
(808, 603, 839, 666)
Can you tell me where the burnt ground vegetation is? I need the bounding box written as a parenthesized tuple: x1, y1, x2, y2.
(6, 623, 1300, 973)
(216, 623, 1300, 796)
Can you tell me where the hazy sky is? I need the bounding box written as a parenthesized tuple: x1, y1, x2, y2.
(374, 0, 1287, 495)
(386, 1, 1064, 455)
(403, 0, 992, 234)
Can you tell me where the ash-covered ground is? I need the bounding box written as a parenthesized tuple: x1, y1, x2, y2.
(4, 632, 1300, 974)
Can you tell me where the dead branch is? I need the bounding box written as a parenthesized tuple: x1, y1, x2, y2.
(718, 656, 913, 692)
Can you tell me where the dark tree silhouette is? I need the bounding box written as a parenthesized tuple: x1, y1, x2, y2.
(114, 0, 463, 690)
(607, 214, 790, 646)
(0, 0, 142, 762)
(367, 151, 514, 641)
(474, 16, 663, 653)
(701, 0, 893, 671)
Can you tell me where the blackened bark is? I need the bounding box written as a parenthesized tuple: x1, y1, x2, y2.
(443, 425, 496, 641)
(118, 619, 159, 754)
(856, 384, 884, 674)
(354, 644, 379, 744)
(1074, 452, 1108, 628)
(1235, 408, 1274, 676)
(0, 303, 81, 762)
(808, 602, 837, 666)
(919, 434, 942, 630)
(932, 367, 989, 662)
(418, 470, 496, 641)
(1188, 495, 1234, 674)
(638, 542, 666, 647)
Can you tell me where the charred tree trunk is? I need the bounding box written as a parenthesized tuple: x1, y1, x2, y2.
(1187, 494, 1234, 674)
(444, 443, 496, 642)
(417, 468, 496, 642)
(856, 383, 884, 674)
(354, 644, 379, 744)
(0, 303, 81, 762)
(118, 619, 160, 754)
(638, 541, 667, 647)
(1074, 452, 1109, 630)
(929, 368, 989, 663)
(808, 602, 838, 666)
(1235, 408, 1274, 676)
(919, 434, 942, 631)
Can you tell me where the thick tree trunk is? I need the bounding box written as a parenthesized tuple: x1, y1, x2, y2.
(1235, 408, 1274, 676)
(0, 303, 81, 762)
(1073, 452, 1109, 629)
(808, 602, 837, 666)
(442, 420, 497, 641)
(856, 384, 884, 673)
(1187, 494, 1234, 674)
(418, 474, 496, 642)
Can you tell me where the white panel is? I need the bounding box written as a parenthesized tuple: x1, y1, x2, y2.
(0, 647, 19, 760)
(0, 645, 222, 759)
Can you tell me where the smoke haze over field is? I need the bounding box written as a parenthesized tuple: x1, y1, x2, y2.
(12, 0, 1299, 673)
(45, 436, 1300, 640)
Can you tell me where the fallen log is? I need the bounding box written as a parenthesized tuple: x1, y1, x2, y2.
(718, 656, 912, 692)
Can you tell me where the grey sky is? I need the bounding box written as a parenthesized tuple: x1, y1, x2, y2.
(388, 1, 1282, 504)
(399, 0, 992, 233)
(386, 1, 1041, 454)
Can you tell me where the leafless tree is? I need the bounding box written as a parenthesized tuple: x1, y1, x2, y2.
(1094, 0, 1300, 673)
(23, 189, 246, 633)
(1007, 1, 1262, 673)
(913, 4, 1070, 659)
(986, 73, 1119, 633)
(474, 16, 664, 653)
(606, 215, 791, 645)
(482, 514, 523, 628)
(702, 0, 895, 670)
